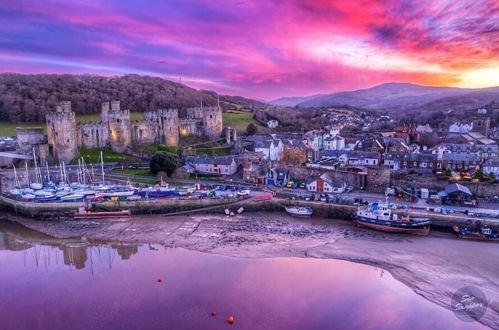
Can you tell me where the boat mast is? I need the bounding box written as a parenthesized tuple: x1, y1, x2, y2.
(13, 164, 20, 187)
(32, 148, 39, 184)
(46, 161, 51, 183)
(100, 151, 105, 185)
(25, 162, 30, 186)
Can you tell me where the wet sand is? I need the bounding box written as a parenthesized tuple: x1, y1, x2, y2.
(8, 212, 499, 329)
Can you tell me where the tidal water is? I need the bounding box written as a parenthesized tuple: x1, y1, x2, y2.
(0, 220, 484, 330)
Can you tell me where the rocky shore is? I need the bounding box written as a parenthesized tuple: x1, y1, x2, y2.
(6, 212, 499, 329)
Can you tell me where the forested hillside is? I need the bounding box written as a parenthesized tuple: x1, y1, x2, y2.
(0, 73, 262, 122)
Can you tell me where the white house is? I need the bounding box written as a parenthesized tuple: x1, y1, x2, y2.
(324, 135, 345, 151)
(449, 122, 472, 133)
(306, 173, 346, 193)
(254, 139, 284, 161)
(194, 156, 237, 175)
(483, 157, 499, 177)
(267, 120, 279, 128)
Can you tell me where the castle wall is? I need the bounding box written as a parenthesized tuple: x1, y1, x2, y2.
(16, 127, 47, 154)
(131, 120, 158, 144)
(46, 101, 77, 163)
(78, 122, 109, 149)
(179, 119, 202, 136)
(186, 107, 203, 119)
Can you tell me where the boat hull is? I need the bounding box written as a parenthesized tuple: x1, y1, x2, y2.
(353, 217, 431, 236)
(285, 207, 313, 217)
(453, 227, 499, 241)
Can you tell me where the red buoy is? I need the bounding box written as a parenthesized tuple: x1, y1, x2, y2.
(211, 311, 217, 317)
(227, 316, 234, 325)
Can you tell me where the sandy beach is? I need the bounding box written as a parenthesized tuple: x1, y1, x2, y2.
(7, 212, 499, 329)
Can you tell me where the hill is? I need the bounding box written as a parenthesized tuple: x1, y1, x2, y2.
(0, 73, 263, 123)
(292, 83, 499, 112)
(269, 95, 321, 107)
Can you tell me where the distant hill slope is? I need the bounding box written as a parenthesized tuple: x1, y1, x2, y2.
(0, 73, 263, 123)
(269, 95, 321, 107)
(294, 83, 499, 112)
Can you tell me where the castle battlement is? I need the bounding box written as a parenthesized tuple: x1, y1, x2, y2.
(46, 100, 224, 161)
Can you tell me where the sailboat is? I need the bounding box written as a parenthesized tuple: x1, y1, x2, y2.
(29, 148, 43, 190)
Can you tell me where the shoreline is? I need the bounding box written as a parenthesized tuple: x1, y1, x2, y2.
(4, 212, 499, 329)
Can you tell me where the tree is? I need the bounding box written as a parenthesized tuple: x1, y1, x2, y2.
(282, 147, 307, 165)
(474, 168, 484, 181)
(246, 123, 258, 135)
(487, 172, 496, 182)
(149, 151, 181, 177)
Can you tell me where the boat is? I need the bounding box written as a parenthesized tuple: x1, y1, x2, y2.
(285, 206, 313, 217)
(35, 195, 59, 202)
(138, 186, 175, 198)
(126, 195, 142, 201)
(453, 223, 499, 241)
(21, 193, 36, 201)
(74, 207, 131, 220)
(60, 194, 84, 202)
(101, 186, 136, 197)
(9, 188, 22, 196)
(237, 189, 251, 197)
(354, 202, 431, 235)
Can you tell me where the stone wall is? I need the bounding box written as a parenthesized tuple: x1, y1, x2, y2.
(281, 163, 367, 189)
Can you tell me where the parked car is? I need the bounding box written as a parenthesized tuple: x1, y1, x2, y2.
(300, 182, 306, 189)
(345, 186, 353, 193)
(319, 194, 328, 202)
(291, 182, 299, 189)
(286, 181, 294, 188)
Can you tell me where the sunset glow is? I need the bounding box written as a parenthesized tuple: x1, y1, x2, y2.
(0, 0, 498, 99)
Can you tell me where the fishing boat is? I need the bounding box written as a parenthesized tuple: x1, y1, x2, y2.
(74, 207, 131, 220)
(285, 206, 313, 217)
(354, 202, 431, 235)
(453, 224, 499, 241)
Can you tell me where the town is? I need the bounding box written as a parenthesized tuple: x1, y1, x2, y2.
(0, 98, 498, 217)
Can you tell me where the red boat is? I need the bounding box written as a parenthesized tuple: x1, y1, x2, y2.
(253, 193, 273, 201)
(74, 207, 131, 219)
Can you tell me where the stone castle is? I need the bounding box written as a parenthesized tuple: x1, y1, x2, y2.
(46, 100, 223, 162)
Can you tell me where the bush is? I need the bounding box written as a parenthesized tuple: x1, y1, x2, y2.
(246, 123, 258, 135)
(149, 151, 182, 177)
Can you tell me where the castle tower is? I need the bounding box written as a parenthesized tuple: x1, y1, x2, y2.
(46, 101, 77, 163)
(106, 101, 131, 153)
(471, 118, 490, 137)
(100, 101, 110, 123)
(158, 109, 179, 146)
(202, 106, 223, 138)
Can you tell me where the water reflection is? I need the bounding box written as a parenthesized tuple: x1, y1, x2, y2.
(0, 220, 139, 271)
(0, 220, 485, 330)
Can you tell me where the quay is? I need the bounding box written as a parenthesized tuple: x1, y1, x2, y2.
(1, 195, 498, 232)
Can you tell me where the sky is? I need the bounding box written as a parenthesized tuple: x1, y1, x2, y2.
(1, 0, 499, 100)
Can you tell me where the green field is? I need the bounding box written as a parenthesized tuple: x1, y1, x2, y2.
(0, 112, 145, 136)
(72, 148, 140, 164)
(222, 112, 263, 132)
(112, 168, 154, 176)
